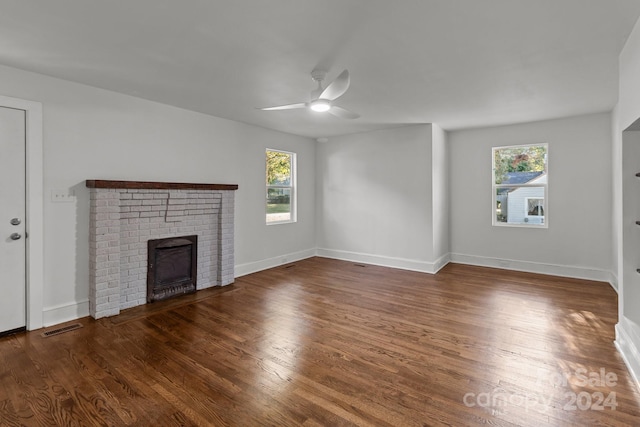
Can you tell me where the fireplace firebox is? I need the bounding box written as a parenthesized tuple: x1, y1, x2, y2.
(147, 235, 197, 303)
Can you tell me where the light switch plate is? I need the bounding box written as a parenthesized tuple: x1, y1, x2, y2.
(51, 189, 75, 202)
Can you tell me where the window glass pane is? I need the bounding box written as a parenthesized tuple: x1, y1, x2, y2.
(495, 187, 545, 225)
(494, 145, 547, 185)
(526, 198, 544, 216)
(266, 151, 291, 185)
(266, 187, 291, 223)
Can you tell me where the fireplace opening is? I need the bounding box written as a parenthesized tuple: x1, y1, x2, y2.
(147, 235, 197, 303)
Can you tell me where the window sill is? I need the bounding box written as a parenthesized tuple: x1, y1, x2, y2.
(266, 220, 296, 226)
(492, 222, 548, 229)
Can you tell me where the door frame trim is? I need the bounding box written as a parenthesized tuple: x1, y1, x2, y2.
(0, 95, 43, 330)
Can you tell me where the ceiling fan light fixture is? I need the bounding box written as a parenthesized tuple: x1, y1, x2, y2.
(260, 69, 358, 119)
(310, 99, 331, 113)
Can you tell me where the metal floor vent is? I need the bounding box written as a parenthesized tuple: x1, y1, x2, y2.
(41, 323, 83, 338)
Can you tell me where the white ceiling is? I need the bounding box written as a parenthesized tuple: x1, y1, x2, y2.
(1, 1, 639, 138)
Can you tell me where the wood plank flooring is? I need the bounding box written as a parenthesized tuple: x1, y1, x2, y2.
(1, 257, 639, 426)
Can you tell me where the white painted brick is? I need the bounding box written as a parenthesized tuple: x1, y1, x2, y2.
(167, 204, 187, 211)
(142, 199, 165, 206)
(164, 217, 183, 223)
(95, 269, 109, 278)
(93, 219, 110, 228)
(140, 211, 160, 218)
(121, 223, 139, 232)
(89, 187, 236, 319)
(96, 241, 110, 249)
(129, 267, 145, 276)
(94, 191, 113, 200)
(95, 289, 113, 299)
(121, 236, 139, 245)
(123, 286, 137, 295)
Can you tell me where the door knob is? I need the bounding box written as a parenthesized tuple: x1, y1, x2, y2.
(10, 233, 21, 240)
(10, 218, 21, 226)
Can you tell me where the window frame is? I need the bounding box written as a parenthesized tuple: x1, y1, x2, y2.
(265, 149, 297, 225)
(492, 143, 548, 229)
(524, 197, 545, 219)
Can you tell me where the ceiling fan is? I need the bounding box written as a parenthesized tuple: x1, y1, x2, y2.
(259, 69, 360, 119)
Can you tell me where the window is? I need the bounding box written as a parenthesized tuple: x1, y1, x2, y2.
(526, 198, 544, 216)
(266, 149, 296, 224)
(492, 144, 548, 227)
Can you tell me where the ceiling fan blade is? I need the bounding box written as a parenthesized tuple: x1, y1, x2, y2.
(328, 105, 360, 119)
(260, 102, 307, 111)
(319, 69, 350, 101)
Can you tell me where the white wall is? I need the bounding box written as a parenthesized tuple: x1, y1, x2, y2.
(316, 125, 433, 264)
(615, 15, 640, 386)
(432, 123, 449, 268)
(0, 64, 316, 326)
(622, 131, 640, 319)
(316, 124, 448, 273)
(449, 113, 613, 281)
(619, 19, 640, 131)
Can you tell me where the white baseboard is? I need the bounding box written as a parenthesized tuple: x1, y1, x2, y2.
(609, 272, 619, 293)
(450, 252, 614, 284)
(39, 251, 617, 329)
(615, 317, 640, 393)
(234, 248, 317, 277)
(42, 299, 89, 327)
(316, 248, 450, 274)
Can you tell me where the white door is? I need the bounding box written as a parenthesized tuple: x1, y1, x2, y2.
(0, 106, 26, 333)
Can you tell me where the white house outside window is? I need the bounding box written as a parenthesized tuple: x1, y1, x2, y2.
(492, 144, 548, 227)
(266, 149, 296, 224)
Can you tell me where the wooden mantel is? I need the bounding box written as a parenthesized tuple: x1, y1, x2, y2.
(86, 180, 238, 191)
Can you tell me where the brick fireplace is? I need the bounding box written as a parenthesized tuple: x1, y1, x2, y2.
(86, 180, 238, 319)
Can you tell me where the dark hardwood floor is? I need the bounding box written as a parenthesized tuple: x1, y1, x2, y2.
(1, 257, 639, 426)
